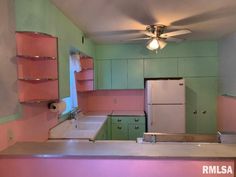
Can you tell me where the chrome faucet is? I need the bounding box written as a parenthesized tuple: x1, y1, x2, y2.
(69, 108, 81, 120)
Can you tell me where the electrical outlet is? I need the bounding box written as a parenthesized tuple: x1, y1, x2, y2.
(7, 129, 14, 143)
(113, 98, 117, 104)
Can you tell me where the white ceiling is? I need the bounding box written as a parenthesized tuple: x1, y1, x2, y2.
(51, 0, 236, 43)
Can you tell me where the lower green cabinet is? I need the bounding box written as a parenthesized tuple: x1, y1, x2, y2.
(111, 123, 129, 140)
(128, 124, 145, 140)
(96, 124, 107, 140)
(96, 118, 109, 140)
(95, 116, 146, 140)
(111, 116, 146, 140)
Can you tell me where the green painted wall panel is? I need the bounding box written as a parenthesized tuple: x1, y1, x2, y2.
(95, 41, 218, 60)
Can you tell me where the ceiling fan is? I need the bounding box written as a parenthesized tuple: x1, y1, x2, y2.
(128, 24, 191, 51)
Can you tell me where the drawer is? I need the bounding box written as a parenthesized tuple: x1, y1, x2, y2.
(129, 116, 145, 124)
(112, 116, 145, 124)
(112, 116, 129, 123)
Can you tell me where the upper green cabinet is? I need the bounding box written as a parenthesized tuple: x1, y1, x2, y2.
(95, 57, 218, 90)
(144, 59, 178, 78)
(127, 60, 144, 89)
(112, 60, 128, 89)
(96, 59, 144, 90)
(178, 57, 218, 77)
(96, 60, 111, 89)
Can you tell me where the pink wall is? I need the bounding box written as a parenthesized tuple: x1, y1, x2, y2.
(78, 90, 144, 112)
(0, 104, 58, 151)
(218, 96, 236, 132)
(0, 158, 234, 177)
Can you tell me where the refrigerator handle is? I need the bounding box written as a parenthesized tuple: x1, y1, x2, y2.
(149, 105, 153, 126)
(147, 81, 152, 105)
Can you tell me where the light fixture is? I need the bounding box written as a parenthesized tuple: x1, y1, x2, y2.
(146, 38, 159, 50)
(146, 38, 168, 51)
(158, 39, 167, 49)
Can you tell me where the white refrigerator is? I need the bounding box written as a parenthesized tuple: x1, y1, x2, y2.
(145, 79, 185, 133)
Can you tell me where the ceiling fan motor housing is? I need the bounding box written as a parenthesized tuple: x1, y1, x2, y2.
(146, 24, 166, 37)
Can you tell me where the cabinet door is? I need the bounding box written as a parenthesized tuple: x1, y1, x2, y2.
(185, 77, 217, 134)
(127, 60, 144, 89)
(178, 57, 218, 77)
(185, 78, 199, 133)
(144, 59, 178, 78)
(96, 60, 111, 89)
(112, 60, 128, 89)
(128, 124, 145, 140)
(197, 77, 217, 134)
(111, 123, 128, 140)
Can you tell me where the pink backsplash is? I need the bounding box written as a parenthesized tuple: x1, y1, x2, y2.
(78, 90, 144, 112)
(218, 96, 236, 132)
(0, 104, 58, 150)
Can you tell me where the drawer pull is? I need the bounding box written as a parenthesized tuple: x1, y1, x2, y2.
(117, 119, 122, 122)
(117, 126, 122, 129)
(134, 118, 139, 122)
(135, 126, 139, 129)
(202, 110, 207, 114)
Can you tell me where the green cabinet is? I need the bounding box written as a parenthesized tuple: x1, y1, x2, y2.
(178, 57, 218, 77)
(96, 59, 144, 90)
(111, 116, 146, 140)
(112, 123, 129, 140)
(112, 60, 128, 89)
(95, 124, 107, 140)
(128, 124, 146, 140)
(144, 59, 178, 78)
(96, 60, 111, 89)
(128, 59, 144, 89)
(96, 118, 109, 140)
(186, 77, 217, 134)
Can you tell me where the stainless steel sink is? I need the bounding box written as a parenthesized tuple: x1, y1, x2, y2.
(49, 115, 107, 140)
(73, 122, 102, 130)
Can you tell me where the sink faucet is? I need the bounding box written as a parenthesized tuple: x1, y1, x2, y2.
(69, 108, 81, 120)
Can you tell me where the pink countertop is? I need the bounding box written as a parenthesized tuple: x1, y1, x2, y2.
(112, 110, 145, 116)
(84, 111, 112, 116)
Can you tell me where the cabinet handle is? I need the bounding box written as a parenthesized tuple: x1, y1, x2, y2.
(117, 126, 122, 129)
(135, 126, 139, 129)
(117, 119, 122, 122)
(134, 118, 139, 122)
(193, 110, 197, 114)
(202, 110, 207, 114)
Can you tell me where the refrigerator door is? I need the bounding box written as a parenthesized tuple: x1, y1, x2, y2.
(146, 79, 185, 104)
(147, 104, 185, 133)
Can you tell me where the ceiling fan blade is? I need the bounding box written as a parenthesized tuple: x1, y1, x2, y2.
(121, 37, 150, 42)
(142, 31, 156, 38)
(165, 37, 183, 43)
(160, 29, 191, 38)
(110, 1, 157, 25)
(171, 6, 236, 26)
(89, 30, 143, 37)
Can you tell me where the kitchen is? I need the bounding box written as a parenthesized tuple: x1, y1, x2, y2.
(0, 0, 236, 177)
